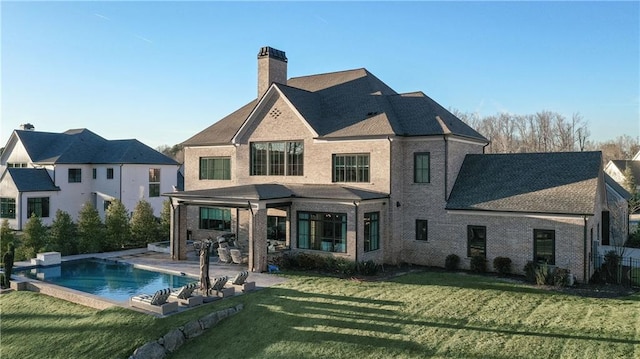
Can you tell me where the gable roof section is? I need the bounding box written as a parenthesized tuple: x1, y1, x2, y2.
(182, 68, 488, 146)
(610, 160, 640, 186)
(446, 151, 602, 216)
(7, 168, 60, 192)
(13, 129, 177, 165)
(604, 172, 631, 201)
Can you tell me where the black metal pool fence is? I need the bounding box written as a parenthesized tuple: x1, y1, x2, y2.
(592, 252, 640, 287)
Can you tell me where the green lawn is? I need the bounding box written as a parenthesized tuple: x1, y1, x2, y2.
(2, 271, 639, 358)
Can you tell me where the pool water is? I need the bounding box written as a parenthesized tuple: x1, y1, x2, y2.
(17, 258, 197, 302)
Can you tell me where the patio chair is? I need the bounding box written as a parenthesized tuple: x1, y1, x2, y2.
(209, 275, 235, 298)
(217, 247, 232, 264)
(229, 248, 247, 264)
(228, 270, 256, 292)
(169, 282, 203, 307)
(130, 288, 179, 315)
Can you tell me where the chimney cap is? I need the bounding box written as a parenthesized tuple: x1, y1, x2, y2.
(258, 46, 287, 62)
(20, 123, 35, 131)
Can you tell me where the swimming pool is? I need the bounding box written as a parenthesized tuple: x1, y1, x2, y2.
(17, 258, 197, 302)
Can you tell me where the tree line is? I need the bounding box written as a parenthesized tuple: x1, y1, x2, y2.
(1, 199, 172, 262)
(452, 110, 639, 165)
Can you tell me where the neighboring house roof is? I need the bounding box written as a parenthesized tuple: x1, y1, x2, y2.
(604, 173, 631, 201)
(610, 160, 640, 186)
(7, 168, 60, 192)
(446, 151, 602, 216)
(13, 129, 178, 165)
(182, 68, 487, 146)
(167, 183, 389, 203)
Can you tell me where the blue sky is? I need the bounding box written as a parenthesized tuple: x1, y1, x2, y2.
(2, 1, 638, 149)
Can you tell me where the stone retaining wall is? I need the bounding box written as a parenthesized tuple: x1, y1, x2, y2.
(129, 304, 244, 359)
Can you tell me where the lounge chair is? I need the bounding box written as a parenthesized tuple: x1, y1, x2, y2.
(169, 282, 203, 307)
(218, 247, 232, 264)
(229, 248, 247, 264)
(209, 275, 235, 298)
(130, 288, 179, 315)
(228, 270, 256, 292)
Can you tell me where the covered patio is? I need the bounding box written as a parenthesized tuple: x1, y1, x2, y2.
(165, 183, 389, 272)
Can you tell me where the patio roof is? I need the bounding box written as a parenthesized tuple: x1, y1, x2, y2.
(165, 183, 389, 206)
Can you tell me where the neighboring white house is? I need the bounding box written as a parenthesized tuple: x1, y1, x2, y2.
(0, 127, 180, 230)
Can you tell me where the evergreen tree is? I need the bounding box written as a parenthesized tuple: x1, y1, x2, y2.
(130, 200, 160, 246)
(105, 200, 130, 250)
(22, 214, 47, 259)
(48, 210, 78, 255)
(160, 199, 172, 241)
(623, 165, 640, 214)
(0, 219, 17, 261)
(77, 202, 105, 254)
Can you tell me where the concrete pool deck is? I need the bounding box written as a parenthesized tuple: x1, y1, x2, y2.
(10, 247, 287, 314)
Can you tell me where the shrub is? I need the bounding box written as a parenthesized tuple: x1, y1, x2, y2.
(524, 261, 537, 282)
(603, 250, 622, 284)
(77, 202, 105, 254)
(335, 258, 357, 276)
(626, 228, 640, 248)
(492, 257, 512, 275)
(534, 262, 552, 285)
(445, 254, 460, 271)
(469, 255, 487, 273)
(552, 267, 571, 287)
(357, 260, 379, 276)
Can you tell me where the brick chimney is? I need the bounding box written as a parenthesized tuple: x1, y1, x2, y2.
(257, 46, 287, 98)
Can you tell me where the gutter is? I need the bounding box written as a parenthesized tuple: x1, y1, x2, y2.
(583, 216, 588, 284)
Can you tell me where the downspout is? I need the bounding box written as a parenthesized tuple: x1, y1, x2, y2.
(583, 216, 588, 284)
(444, 134, 449, 201)
(18, 192, 23, 230)
(119, 164, 123, 201)
(353, 201, 359, 263)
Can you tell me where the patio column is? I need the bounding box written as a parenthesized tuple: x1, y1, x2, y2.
(170, 203, 188, 260)
(248, 206, 268, 272)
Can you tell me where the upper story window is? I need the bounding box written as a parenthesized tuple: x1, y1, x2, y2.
(92, 168, 97, 179)
(414, 153, 430, 183)
(7, 163, 27, 168)
(68, 168, 82, 183)
(27, 197, 50, 218)
(1, 198, 16, 219)
(200, 157, 231, 180)
(332, 154, 369, 183)
(107, 168, 114, 179)
(250, 141, 303, 176)
(149, 168, 160, 197)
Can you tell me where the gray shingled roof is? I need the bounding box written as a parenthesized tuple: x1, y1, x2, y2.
(167, 183, 389, 202)
(15, 129, 178, 165)
(446, 151, 602, 215)
(7, 168, 60, 192)
(182, 68, 487, 145)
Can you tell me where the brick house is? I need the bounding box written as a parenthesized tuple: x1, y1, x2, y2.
(167, 47, 613, 282)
